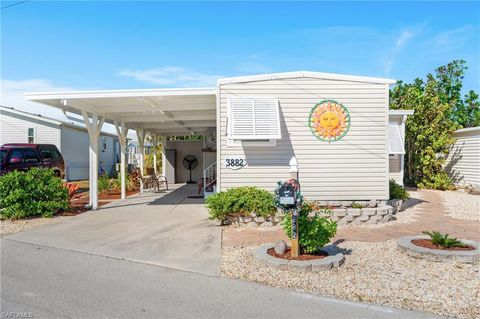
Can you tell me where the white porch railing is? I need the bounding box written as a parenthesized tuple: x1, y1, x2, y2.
(203, 162, 217, 198)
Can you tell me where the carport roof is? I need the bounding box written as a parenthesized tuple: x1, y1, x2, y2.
(25, 87, 217, 136)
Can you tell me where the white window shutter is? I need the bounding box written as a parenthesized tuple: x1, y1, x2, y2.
(388, 124, 405, 154)
(229, 98, 281, 140)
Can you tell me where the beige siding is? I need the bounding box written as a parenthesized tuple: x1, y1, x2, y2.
(445, 128, 480, 187)
(389, 155, 402, 185)
(0, 111, 61, 146)
(218, 77, 389, 200)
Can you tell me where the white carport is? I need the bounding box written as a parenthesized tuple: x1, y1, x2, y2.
(25, 88, 216, 210)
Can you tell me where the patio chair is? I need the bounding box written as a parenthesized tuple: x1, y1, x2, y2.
(142, 168, 168, 193)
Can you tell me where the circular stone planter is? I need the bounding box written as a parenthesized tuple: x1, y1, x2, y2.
(254, 244, 345, 272)
(397, 235, 480, 264)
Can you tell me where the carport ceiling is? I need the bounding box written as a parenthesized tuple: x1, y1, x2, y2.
(25, 87, 217, 135)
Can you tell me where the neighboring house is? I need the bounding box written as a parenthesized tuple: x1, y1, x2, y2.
(445, 127, 480, 188)
(0, 105, 120, 180)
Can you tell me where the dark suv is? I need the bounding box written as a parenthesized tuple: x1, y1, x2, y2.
(0, 144, 65, 178)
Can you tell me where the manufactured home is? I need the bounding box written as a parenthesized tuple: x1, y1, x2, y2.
(445, 127, 480, 188)
(0, 105, 120, 180)
(25, 71, 412, 209)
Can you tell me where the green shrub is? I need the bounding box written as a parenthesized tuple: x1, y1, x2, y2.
(205, 186, 276, 221)
(113, 172, 137, 192)
(389, 179, 410, 200)
(98, 174, 113, 193)
(417, 172, 453, 190)
(281, 203, 337, 253)
(422, 231, 468, 248)
(350, 202, 365, 209)
(0, 168, 69, 219)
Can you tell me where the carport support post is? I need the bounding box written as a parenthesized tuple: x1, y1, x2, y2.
(161, 136, 167, 177)
(82, 111, 104, 210)
(136, 128, 146, 193)
(152, 134, 158, 175)
(114, 120, 129, 200)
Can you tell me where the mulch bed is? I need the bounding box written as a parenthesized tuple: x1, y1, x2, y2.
(56, 189, 136, 216)
(267, 247, 329, 261)
(99, 189, 139, 200)
(411, 239, 475, 251)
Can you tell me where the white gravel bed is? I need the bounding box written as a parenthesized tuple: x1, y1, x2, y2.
(221, 240, 480, 319)
(440, 190, 480, 221)
(0, 217, 67, 237)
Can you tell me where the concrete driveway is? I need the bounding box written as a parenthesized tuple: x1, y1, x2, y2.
(6, 184, 222, 275)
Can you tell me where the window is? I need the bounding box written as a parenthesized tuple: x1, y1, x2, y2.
(27, 128, 35, 143)
(102, 136, 107, 151)
(0, 150, 7, 162)
(39, 147, 60, 160)
(228, 98, 281, 140)
(9, 150, 23, 163)
(388, 125, 405, 154)
(22, 149, 39, 163)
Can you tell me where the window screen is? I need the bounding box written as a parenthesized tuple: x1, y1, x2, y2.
(228, 98, 281, 140)
(388, 125, 405, 154)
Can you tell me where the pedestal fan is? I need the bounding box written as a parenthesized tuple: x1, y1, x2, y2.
(183, 155, 198, 184)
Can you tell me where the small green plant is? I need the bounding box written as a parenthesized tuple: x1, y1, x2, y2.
(113, 171, 137, 192)
(98, 174, 113, 193)
(389, 179, 410, 200)
(281, 202, 337, 254)
(422, 231, 469, 248)
(350, 202, 365, 209)
(205, 186, 276, 221)
(0, 168, 68, 219)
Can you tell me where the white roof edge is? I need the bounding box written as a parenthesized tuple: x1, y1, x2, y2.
(0, 105, 62, 125)
(0, 105, 117, 137)
(24, 87, 216, 100)
(388, 110, 414, 116)
(217, 71, 397, 85)
(454, 126, 480, 134)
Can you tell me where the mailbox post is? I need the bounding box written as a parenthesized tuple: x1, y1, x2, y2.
(278, 179, 300, 258)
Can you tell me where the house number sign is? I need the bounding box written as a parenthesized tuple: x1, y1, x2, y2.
(223, 156, 247, 170)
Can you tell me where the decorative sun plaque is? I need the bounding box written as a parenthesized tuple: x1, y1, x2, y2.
(308, 100, 351, 142)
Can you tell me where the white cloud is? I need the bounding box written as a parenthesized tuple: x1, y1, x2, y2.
(383, 29, 418, 75)
(428, 25, 475, 48)
(0, 78, 118, 134)
(395, 30, 415, 48)
(117, 66, 221, 87)
(1, 78, 74, 120)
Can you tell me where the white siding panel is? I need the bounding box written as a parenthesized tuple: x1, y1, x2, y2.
(0, 111, 61, 147)
(219, 77, 389, 201)
(445, 128, 480, 187)
(61, 126, 120, 181)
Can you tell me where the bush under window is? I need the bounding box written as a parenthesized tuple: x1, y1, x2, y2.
(0, 168, 69, 219)
(205, 186, 276, 221)
(389, 179, 409, 200)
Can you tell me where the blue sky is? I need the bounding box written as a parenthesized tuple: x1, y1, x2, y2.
(1, 0, 479, 122)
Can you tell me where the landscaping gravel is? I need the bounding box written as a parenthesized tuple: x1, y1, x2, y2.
(440, 190, 480, 221)
(0, 217, 67, 237)
(221, 239, 480, 319)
